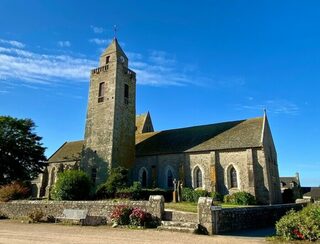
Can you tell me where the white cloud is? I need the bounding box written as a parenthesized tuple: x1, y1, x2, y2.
(237, 99, 299, 115)
(128, 50, 196, 86)
(57, 41, 71, 47)
(0, 44, 96, 85)
(0, 37, 235, 88)
(89, 38, 111, 45)
(0, 38, 25, 48)
(90, 25, 104, 34)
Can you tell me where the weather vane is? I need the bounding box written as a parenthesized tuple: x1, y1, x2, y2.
(113, 25, 117, 39)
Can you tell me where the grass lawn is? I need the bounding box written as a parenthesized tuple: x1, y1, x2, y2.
(165, 202, 198, 213)
(165, 202, 246, 212)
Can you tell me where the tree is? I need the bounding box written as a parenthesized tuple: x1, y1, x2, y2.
(0, 116, 47, 185)
(51, 170, 91, 200)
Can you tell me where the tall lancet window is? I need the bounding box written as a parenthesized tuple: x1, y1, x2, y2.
(124, 84, 129, 105)
(230, 167, 238, 188)
(98, 82, 105, 103)
(167, 169, 173, 188)
(194, 166, 203, 188)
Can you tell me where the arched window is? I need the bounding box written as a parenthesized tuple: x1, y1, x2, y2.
(230, 167, 238, 188)
(139, 167, 148, 188)
(141, 170, 147, 187)
(50, 168, 56, 186)
(194, 167, 203, 188)
(167, 169, 173, 188)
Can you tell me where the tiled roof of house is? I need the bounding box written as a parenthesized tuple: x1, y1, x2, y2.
(48, 116, 264, 162)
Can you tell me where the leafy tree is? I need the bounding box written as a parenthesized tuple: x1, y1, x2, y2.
(51, 170, 91, 200)
(0, 116, 47, 185)
(96, 167, 128, 199)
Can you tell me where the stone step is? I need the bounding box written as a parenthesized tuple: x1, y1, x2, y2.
(160, 220, 198, 229)
(157, 220, 198, 234)
(163, 209, 197, 222)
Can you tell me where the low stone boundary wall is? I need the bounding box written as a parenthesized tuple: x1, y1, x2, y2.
(198, 197, 306, 235)
(0, 195, 164, 225)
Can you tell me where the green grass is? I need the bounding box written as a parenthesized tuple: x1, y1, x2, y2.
(165, 202, 246, 213)
(165, 202, 198, 213)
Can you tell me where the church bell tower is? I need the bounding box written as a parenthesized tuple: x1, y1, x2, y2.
(81, 38, 136, 185)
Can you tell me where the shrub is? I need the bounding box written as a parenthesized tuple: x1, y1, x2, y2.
(111, 205, 132, 225)
(96, 167, 128, 199)
(0, 181, 30, 202)
(0, 211, 7, 219)
(129, 207, 147, 226)
(181, 187, 209, 202)
(115, 181, 142, 200)
(210, 191, 224, 202)
(51, 170, 91, 200)
(223, 191, 256, 205)
(276, 204, 320, 241)
(28, 209, 44, 223)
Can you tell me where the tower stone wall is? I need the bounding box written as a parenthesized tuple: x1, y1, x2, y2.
(81, 39, 136, 185)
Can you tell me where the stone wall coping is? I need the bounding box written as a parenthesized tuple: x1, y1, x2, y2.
(4, 200, 149, 205)
(217, 203, 306, 212)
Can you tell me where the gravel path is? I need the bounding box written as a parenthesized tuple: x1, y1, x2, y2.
(0, 220, 267, 244)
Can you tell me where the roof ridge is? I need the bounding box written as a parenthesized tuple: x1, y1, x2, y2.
(154, 116, 263, 134)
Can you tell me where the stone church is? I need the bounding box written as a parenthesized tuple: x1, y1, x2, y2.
(33, 39, 282, 204)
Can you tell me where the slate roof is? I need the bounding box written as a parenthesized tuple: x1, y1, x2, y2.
(280, 177, 300, 188)
(136, 117, 264, 156)
(48, 116, 264, 162)
(48, 140, 84, 163)
(303, 187, 320, 200)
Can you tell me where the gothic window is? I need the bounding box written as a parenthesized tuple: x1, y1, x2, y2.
(141, 170, 147, 187)
(106, 56, 110, 64)
(139, 167, 148, 188)
(230, 166, 238, 188)
(98, 82, 105, 103)
(167, 169, 173, 188)
(194, 166, 203, 188)
(91, 168, 97, 184)
(124, 84, 129, 105)
(50, 168, 56, 186)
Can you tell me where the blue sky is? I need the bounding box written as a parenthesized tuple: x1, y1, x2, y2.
(0, 0, 319, 186)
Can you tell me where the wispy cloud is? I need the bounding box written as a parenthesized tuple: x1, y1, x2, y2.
(89, 38, 110, 45)
(57, 41, 71, 47)
(128, 50, 201, 86)
(236, 99, 299, 115)
(90, 25, 104, 34)
(0, 42, 96, 85)
(0, 38, 25, 48)
(0, 37, 240, 89)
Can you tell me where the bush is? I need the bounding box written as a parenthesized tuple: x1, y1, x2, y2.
(115, 181, 142, 200)
(28, 209, 44, 223)
(111, 205, 132, 225)
(51, 170, 91, 200)
(181, 187, 209, 202)
(96, 167, 128, 199)
(210, 191, 224, 202)
(110, 205, 155, 227)
(223, 191, 256, 205)
(276, 204, 320, 241)
(129, 207, 147, 226)
(0, 181, 30, 202)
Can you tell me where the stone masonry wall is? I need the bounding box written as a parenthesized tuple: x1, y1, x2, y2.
(198, 197, 306, 235)
(0, 195, 164, 225)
